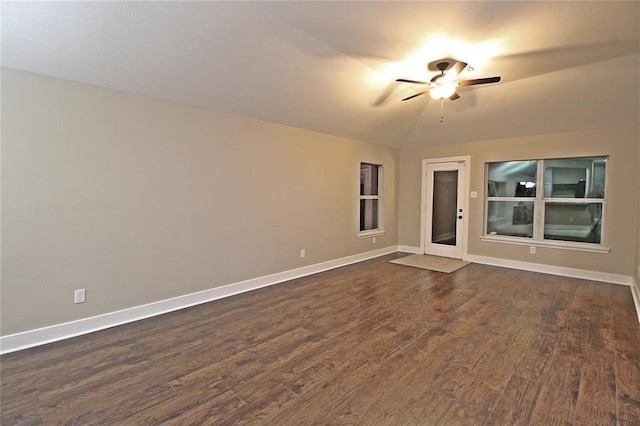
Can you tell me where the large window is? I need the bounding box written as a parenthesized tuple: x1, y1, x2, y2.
(359, 163, 383, 235)
(485, 157, 606, 247)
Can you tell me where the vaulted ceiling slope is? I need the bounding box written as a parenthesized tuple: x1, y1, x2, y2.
(2, 1, 638, 148)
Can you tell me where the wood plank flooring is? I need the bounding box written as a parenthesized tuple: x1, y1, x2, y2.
(2, 253, 640, 425)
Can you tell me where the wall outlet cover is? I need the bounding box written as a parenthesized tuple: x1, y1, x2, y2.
(74, 289, 86, 304)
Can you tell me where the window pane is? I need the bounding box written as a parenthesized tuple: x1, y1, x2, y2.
(487, 161, 537, 197)
(360, 199, 379, 231)
(544, 157, 606, 199)
(544, 202, 602, 243)
(432, 170, 458, 246)
(487, 201, 534, 238)
(360, 163, 379, 196)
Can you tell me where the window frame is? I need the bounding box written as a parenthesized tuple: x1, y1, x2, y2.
(482, 157, 609, 253)
(359, 162, 384, 238)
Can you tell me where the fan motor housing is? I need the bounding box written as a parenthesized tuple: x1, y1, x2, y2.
(427, 58, 458, 72)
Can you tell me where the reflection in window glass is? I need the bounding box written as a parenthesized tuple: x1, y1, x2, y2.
(360, 164, 379, 196)
(486, 201, 534, 238)
(487, 161, 537, 197)
(485, 156, 607, 246)
(544, 203, 602, 243)
(432, 171, 458, 246)
(360, 199, 379, 231)
(544, 157, 606, 199)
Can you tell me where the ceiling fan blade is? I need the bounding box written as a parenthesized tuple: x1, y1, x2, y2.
(458, 76, 501, 87)
(450, 61, 468, 77)
(402, 91, 427, 101)
(449, 92, 461, 101)
(396, 78, 428, 85)
(372, 82, 401, 107)
(490, 39, 638, 83)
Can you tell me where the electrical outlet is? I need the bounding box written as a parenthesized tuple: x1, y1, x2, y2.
(372, 237, 376, 244)
(300, 249, 305, 258)
(74, 289, 86, 304)
(529, 246, 536, 254)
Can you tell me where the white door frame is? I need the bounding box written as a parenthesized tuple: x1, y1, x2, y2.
(420, 156, 471, 259)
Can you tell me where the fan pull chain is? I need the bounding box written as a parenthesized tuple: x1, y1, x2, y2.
(440, 98, 445, 123)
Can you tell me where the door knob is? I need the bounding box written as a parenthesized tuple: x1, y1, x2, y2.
(458, 215, 463, 219)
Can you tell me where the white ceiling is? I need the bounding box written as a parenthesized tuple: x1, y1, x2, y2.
(2, 1, 639, 149)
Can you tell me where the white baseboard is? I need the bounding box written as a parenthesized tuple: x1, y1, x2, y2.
(396, 250, 631, 286)
(466, 254, 632, 286)
(4, 246, 636, 354)
(0, 246, 398, 355)
(398, 245, 421, 254)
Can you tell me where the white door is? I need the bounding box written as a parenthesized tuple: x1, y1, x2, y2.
(424, 162, 465, 259)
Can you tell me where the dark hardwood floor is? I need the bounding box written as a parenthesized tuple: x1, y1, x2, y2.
(2, 253, 640, 425)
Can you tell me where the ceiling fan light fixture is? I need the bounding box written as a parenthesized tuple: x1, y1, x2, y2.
(430, 82, 457, 99)
(396, 58, 500, 104)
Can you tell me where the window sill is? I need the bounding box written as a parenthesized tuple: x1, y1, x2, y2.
(359, 230, 385, 239)
(480, 235, 610, 254)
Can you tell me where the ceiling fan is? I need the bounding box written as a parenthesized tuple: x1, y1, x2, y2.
(396, 59, 501, 102)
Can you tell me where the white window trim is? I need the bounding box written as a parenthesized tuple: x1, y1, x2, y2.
(483, 157, 609, 253)
(358, 163, 384, 238)
(480, 235, 610, 253)
(359, 229, 385, 239)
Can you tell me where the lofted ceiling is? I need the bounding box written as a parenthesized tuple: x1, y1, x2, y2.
(1, 1, 639, 149)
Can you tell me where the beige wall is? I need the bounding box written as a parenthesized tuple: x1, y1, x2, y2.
(635, 129, 640, 295)
(399, 125, 639, 276)
(3, 67, 638, 337)
(1, 69, 399, 335)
